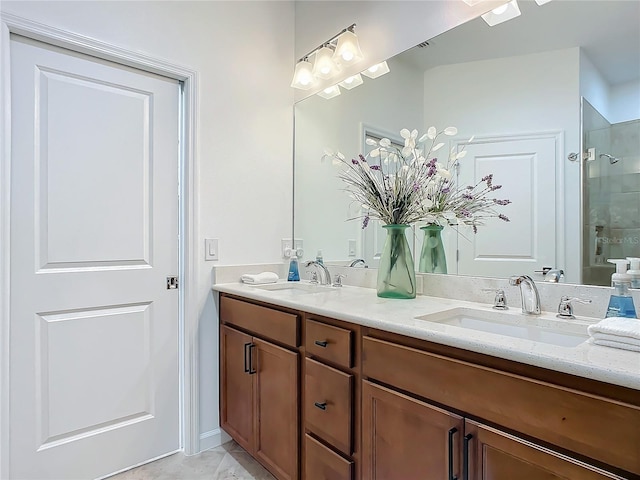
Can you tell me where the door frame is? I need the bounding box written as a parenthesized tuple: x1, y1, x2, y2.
(0, 13, 201, 478)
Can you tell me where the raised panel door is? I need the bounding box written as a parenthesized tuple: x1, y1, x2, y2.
(220, 325, 254, 453)
(362, 380, 463, 480)
(254, 338, 299, 480)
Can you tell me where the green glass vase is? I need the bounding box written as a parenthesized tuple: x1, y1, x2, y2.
(418, 224, 447, 274)
(377, 224, 416, 299)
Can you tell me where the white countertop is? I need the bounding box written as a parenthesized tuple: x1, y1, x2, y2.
(213, 282, 640, 391)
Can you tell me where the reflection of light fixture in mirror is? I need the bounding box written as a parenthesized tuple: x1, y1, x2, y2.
(339, 73, 363, 90)
(461, 0, 484, 5)
(290, 59, 315, 90)
(317, 85, 341, 99)
(332, 29, 363, 66)
(534, 0, 553, 4)
(361, 61, 390, 79)
(481, 0, 521, 26)
(312, 46, 341, 79)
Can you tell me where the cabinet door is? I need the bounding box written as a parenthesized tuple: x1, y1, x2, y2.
(465, 420, 625, 480)
(220, 325, 254, 453)
(362, 380, 464, 480)
(254, 337, 299, 480)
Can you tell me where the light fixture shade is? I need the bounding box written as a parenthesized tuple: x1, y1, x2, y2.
(361, 61, 390, 79)
(332, 30, 363, 66)
(462, 0, 484, 5)
(339, 73, 364, 90)
(317, 85, 341, 99)
(290, 60, 315, 90)
(534, 0, 552, 4)
(312, 46, 341, 80)
(481, 0, 521, 26)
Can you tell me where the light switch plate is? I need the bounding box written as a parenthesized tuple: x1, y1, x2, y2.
(205, 238, 219, 261)
(348, 239, 356, 257)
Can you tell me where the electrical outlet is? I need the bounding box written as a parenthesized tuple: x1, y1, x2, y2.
(205, 238, 219, 261)
(282, 239, 293, 258)
(294, 238, 304, 258)
(348, 239, 356, 257)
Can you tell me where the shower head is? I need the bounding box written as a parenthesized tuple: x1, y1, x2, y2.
(599, 153, 620, 164)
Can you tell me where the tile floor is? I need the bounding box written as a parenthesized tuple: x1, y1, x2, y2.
(108, 441, 275, 480)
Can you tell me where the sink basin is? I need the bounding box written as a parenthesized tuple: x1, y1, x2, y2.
(416, 307, 589, 347)
(250, 282, 335, 294)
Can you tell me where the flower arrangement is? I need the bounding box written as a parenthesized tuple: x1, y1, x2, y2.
(323, 126, 511, 231)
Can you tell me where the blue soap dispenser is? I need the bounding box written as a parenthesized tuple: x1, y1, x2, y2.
(287, 253, 300, 282)
(605, 259, 637, 318)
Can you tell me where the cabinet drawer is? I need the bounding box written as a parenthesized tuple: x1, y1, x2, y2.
(220, 296, 298, 347)
(305, 319, 352, 368)
(305, 434, 353, 480)
(305, 357, 353, 455)
(362, 336, 640, 475)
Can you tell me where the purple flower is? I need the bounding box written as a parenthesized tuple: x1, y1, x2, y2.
(351, 158, 359, 165)
(359, 154, 367, 162)
(491, 185, 502, 191)
(466, 185, 474, 190)
(413, 183, 420, 191)
(481, 174, 493, 183)
(461, 209, 472, 218)
(473, 224, 478, 234)
(362, 216, 370, 229)
(498, 214, 510, 222)
(463, 193, 474, 200)
(442, 187, 450, 194)
(493, 199, 511, 205)
(370, 165, 381, 170)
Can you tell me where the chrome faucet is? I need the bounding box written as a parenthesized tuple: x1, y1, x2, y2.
(349, 258, 368, 268)
(509, 275, 541, 315)
(304, 260, 332, 285)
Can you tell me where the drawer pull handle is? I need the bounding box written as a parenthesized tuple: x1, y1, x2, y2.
(314, 340, 328, 348)
(314, 402, 327, 411)
(248, 344, 257, 375)
(463, 434, 473, 480)
(448, 427, 458, 480)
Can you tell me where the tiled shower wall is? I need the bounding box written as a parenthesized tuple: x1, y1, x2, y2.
(584, 108, 640, 286)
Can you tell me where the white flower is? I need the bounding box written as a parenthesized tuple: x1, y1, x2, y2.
(427, 126, 437, 139)
(366, 138, 378, 146)
(370, 148, 380, 157)
(444, 126, 458, 136)
(432, 142, 445, 152)
(379, 138, 391, 147)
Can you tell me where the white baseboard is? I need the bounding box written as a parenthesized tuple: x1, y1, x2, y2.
(199, 428, 231, 452)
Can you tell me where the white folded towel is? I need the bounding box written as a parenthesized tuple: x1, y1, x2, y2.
(240, 272, 279, 285)
(587, 317, 640, 352)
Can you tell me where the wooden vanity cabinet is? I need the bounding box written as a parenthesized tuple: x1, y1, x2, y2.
(361, 331, 637, 480)
(303, 315, 359, 480)
(220, 296, 300, 480)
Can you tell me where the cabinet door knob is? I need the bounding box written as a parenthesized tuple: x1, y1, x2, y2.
(314, 401, 327, 411)
(448, 427, 458, 480)
(463, 434, 473, 480)
(314, 340, 328, 348)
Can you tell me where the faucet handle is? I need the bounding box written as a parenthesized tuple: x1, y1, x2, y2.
(482, 288, 508, 310)
(557, 296, 592, 319)
(332, 274, 346, 287)
(308, 271, 319, 284)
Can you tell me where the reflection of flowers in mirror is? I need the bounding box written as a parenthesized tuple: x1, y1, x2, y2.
(322, 126, 511, 233)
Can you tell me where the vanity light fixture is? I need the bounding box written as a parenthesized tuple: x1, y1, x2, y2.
(481, 0, 521, 26)
(317, 85, 341, 100)
(312, 46, 342, 80)
(291, 24, 363, 90)
(534, 0, 553, 4)
(361, 61, 390, 79)
(290, 59, 315, 90)
(339, 73, 364, 90)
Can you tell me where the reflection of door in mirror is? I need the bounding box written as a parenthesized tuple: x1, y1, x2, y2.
(582, 99, 640, 286)
(361, 128, 415, 268)
(452, 134, 560, 279)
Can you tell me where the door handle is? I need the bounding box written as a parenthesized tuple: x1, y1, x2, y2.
(248, 343, 256, 374)
(448, 427, 458, 480)
(243, 342, 251, 373)
(314, 401, 327, 411)
(463, 434, 473, 480)
(314, 340, 328, 348)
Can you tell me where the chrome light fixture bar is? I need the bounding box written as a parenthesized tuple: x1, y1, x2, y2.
(291, 24, 363, 90)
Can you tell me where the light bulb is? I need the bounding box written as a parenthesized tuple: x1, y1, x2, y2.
(361, 61, 390, 79)
(492, 4, 509, 14)
(338, 73, 363, 90)
(342, 51, 354, 62)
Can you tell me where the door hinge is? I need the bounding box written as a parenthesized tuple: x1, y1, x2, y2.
(167, 276, 179, 289)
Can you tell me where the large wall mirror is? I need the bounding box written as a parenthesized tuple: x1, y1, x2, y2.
(294, 0, 640, 286)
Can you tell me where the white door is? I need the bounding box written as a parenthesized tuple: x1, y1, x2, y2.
(455, 135, 558, 278)
(9, 35, 180, 479)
